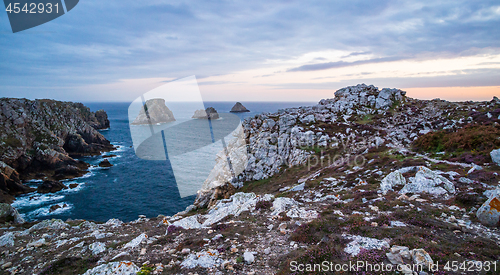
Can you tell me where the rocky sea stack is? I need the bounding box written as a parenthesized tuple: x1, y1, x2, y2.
(230, 102, 250, 113)
(192, 107, 219, 119)
(131, 98, 175, 125)
(0, 98, 114, 203)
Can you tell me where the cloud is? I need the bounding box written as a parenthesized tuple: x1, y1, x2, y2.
(287, 56, 403, 72)
(0, 0, 499, 100)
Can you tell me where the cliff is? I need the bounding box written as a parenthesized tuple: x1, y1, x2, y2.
(1, 85, 500, 275)
(0, 98, 114, 203)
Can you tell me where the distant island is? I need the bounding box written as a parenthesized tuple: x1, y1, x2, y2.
(192, 107, 219, 119)
(131, 98, 175, 125)
(230, 102, 250, 112)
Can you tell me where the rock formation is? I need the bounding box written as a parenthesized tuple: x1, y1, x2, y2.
(230, 102, 250, 113)
(0, 98, 114, 203)
(192, 107, 220, 119)
(131, 98, 175, 125)
(99, 159, 113, 168)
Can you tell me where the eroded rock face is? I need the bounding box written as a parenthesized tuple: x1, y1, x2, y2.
(230, 102, 250, 112)
(131, 98, 175, 125)
(0, 98, 114, 201)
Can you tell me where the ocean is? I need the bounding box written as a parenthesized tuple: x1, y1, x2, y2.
(12, 101, 315, 222)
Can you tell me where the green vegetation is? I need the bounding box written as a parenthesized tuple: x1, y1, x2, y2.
(137, 264, 155, 275)
(413, 124, 500, 164)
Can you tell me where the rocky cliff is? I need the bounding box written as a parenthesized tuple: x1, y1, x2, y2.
(0, 98, 114, 203)
(1, 85, 500, 275)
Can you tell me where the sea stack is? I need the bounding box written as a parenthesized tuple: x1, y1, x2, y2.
(192, 107, 220, 119)
(230, 102, 250, 113)
(132, 98, 175, 125)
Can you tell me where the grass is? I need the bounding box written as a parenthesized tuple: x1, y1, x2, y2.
(413, 124, 500, 165)
(355, 114, 374, 125)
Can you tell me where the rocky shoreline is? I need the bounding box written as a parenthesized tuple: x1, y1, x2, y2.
(0, 98, 115, 204)
(1, 85, 500, 275)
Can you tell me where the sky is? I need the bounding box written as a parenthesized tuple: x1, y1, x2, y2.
(0, 0, 499, 102)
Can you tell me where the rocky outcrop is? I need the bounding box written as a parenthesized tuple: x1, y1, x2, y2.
(99, 159, 113, 168)
(230, 102, 250, 112)
(131, 98, 175, 125)
(381, 166, 455, 196)
(0, 98, 114, 202)
(192, 107, 219, 119)
(37, 180, 68, 194)
(0, 161, 34, 203)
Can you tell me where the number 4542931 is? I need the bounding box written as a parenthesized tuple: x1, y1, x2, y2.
(5, 3, 60, 14)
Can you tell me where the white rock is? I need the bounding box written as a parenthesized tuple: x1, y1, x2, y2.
(0, 232, 15, 247)
(123, 233, 147, 249)
(271, 197, 299, 216)
(202, 193, 259, 226)
(380, 170, 406, 194)
(27, 238, 46, 248)
(264, 248, 271, 255)
(29, 219, 68, 232)
(411, 249, 433, 269)
(82, 261, 139, 275)
(344, 235, 389, 256)
(105, 219, 123, 227)
(243, 251, 255, 264)
(286, 207, 318, 220)
(491, 149, 500, 166)
(399, 166, 455, 196)
(89, 242, 106, 255)
(172, 215, 203, 230)
(180, 249, 220, 269)
(477, 194, 500, 227)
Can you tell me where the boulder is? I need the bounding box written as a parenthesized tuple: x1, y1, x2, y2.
(89, 242, 106, 254)
(0, 232, 15, 247)
(0, 203, 24, 224)
(400, 166, 455, 196)
(411, 249, 433, 270)
(192, 107, 220, 119)
(99, 159, 113, 168)
(490, 149, 500, 166)
(243, 251, 255, 264)
(29, 218, 69, 232)
(230, 102, 250, 112)
(81, 261, 140, 275)
(380, 170, 406, 194)
(131, 98, 175, 125)
(380, 166, 455, 196)
(37, 181, 68, 194)
(477, 194, 500, 227)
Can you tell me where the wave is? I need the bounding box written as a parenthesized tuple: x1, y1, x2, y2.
(21, 202, 73, 220)
(12, 194, 65, 209)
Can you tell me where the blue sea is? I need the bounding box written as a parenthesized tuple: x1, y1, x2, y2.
(12, 102, 315, 222)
